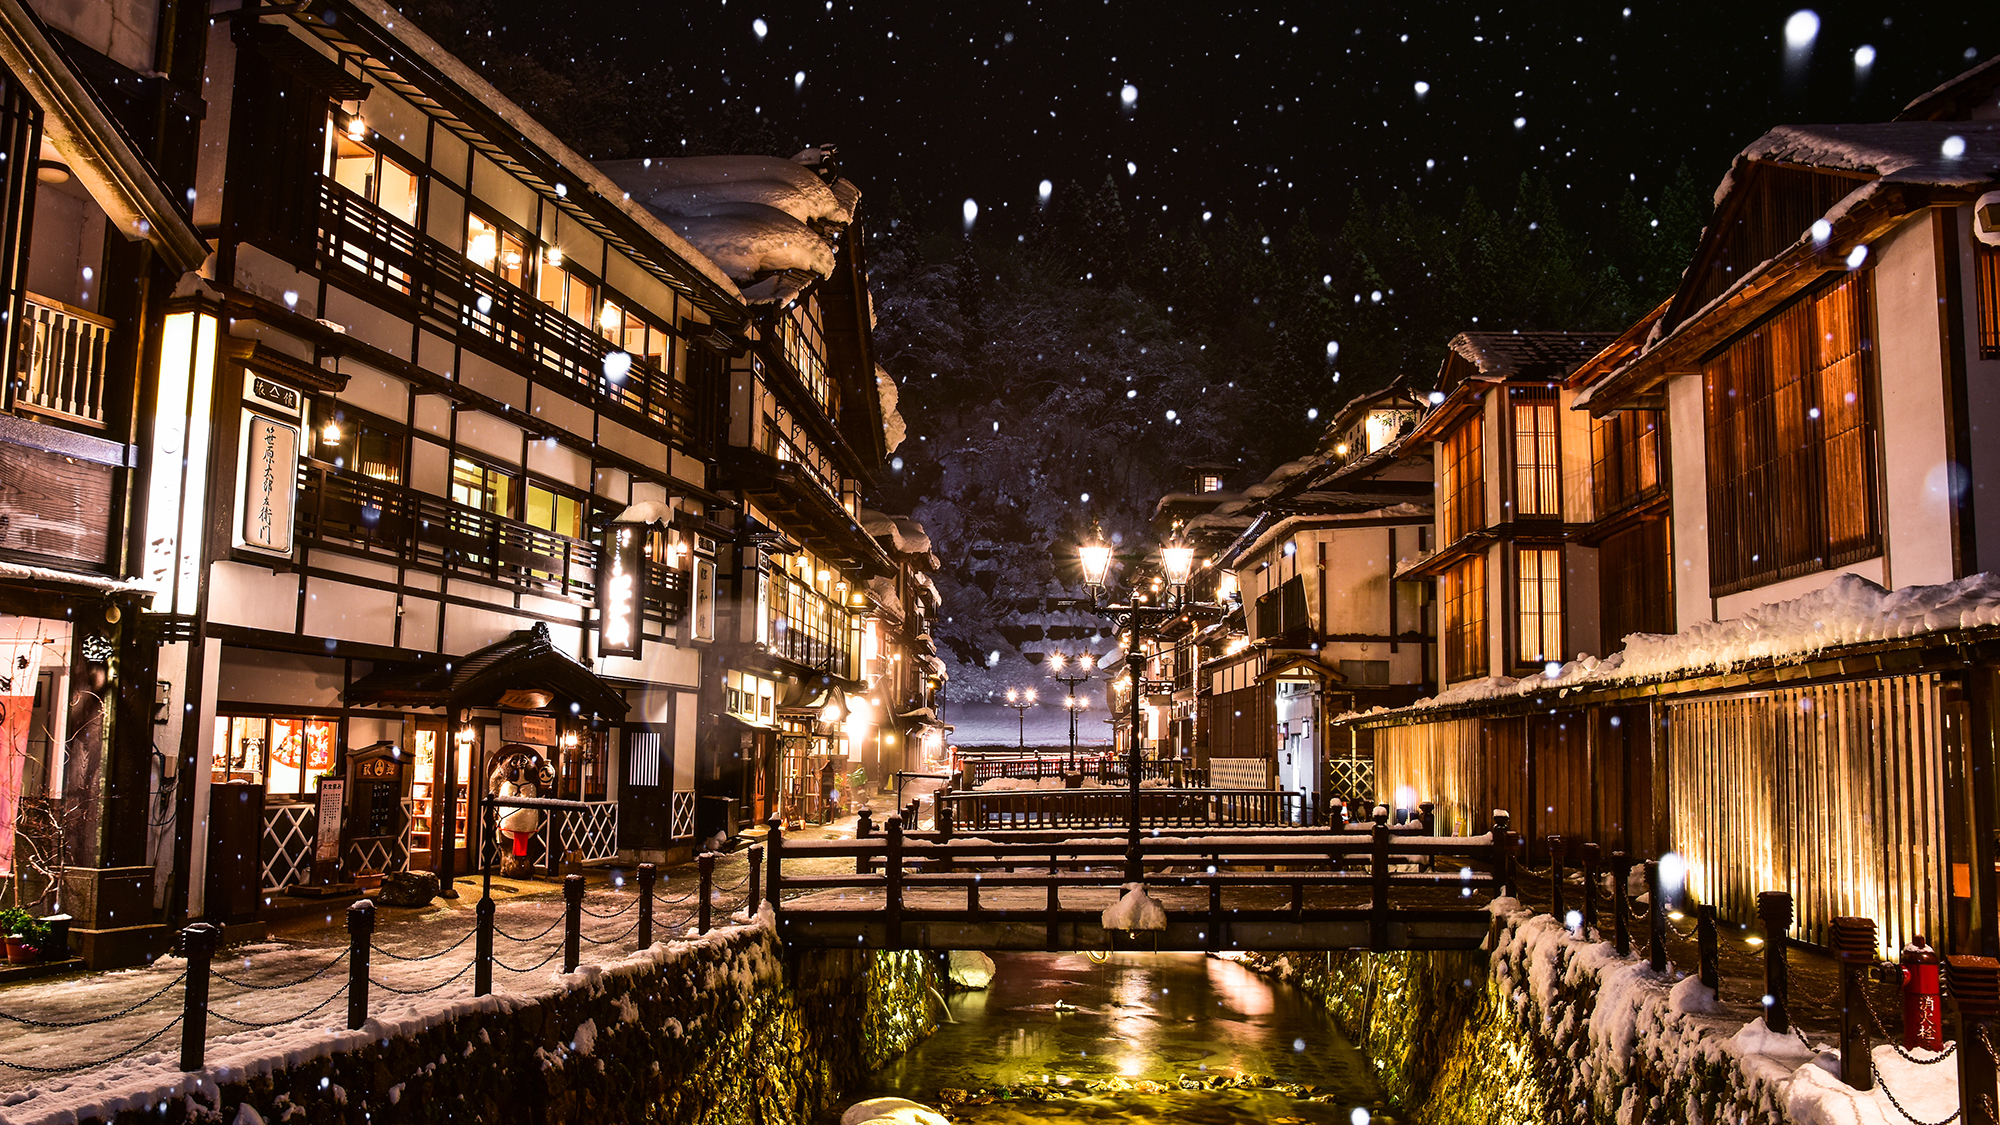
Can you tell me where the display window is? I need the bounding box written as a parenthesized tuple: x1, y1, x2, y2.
(213, 714, 339, 799)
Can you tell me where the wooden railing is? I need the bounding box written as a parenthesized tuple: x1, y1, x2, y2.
(317, 180, 695, 445)
(939, 786, 1312, 831)
(16, 292, 112, 427)
(297, 465, 685, 621)
(760, 817, 1518, 953)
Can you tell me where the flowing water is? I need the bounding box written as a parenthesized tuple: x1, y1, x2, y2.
(844, 951, 1389, 1124)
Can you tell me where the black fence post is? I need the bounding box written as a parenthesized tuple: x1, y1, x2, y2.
(1609, 852, 1633, 957)
(562, 873, 584, 973)
(1759, 890, 1793, 1033)
(885, 815, 904, 951)
(697, 853, 715, 935)
(1549, 835, 1568, 925)
(766, 819, 784, 919)
(347, 899, 374, 1030)
(1831, 916, 1878, 1091)
(1948, 955, 1999, 1122)
(1419, 801, 1436, 835)
(177, 922, 216, 1072)
(1645, 860, 1666, 972)
(1370, 822, 1391, 953)
(747, 846, 763, 913)
(1492, 812, 1516, 898)
(1697, 905, 1720, 996)
(637, 863, 657, 949)
(1579, 842, 1601, 939)
(475, 891, 495, 996)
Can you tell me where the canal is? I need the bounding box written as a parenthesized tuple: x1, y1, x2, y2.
(843, 951, 1389, 1124)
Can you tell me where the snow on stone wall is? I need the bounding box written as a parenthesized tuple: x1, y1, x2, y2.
(0, 916, 940, 1125)
(1249, 903, 1959, 1124)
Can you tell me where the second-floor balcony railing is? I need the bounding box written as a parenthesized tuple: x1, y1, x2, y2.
(16, 292, 112, 428)
(297, 465, 687, 620)
(316, 180, 695, 447)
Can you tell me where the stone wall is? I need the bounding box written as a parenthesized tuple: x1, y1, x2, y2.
(37, 920, 942, 1125)
(1248, 904, 1915, 1124)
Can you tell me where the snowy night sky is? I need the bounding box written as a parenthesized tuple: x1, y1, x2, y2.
(468, 0, 1981, 235)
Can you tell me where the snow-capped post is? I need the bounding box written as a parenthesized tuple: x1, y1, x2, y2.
(856, 809, 875, 874)
(1645, 861, 1667, 971)
(1370, 822, 1392, 952)
(935, 805, 954, 844)
(176, 921, 216, 1072)
(1579, 842, 1601, 939)
(746, 846, 762, 913)
(562, 873, 584, 972)
(636, 863, 657, 949)
(884, 815, 904, 950)
(1609, 852, 1633, 956)
(1945, 953, 2000, 1118)
(1830, 915, 1880, 1090)
(697, 853, 715, 935)
(1696, 905, 1720, 996)
(1548, 836, 1568, 925)
(346, 898, 374, 1030)
(1758, 890, 1793, 1031)
(765, 819, 784, 917)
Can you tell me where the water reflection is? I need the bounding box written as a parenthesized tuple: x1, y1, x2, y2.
(852, 952, 1385, 1124)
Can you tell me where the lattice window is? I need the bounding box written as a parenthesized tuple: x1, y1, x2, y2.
(1511, 387, 1560, 517)
(1439, 415, 1484, 543)
(1515, 547, 1563, 666)
(261, 804, 317, 893)
(671, 791, 696, 838)
(1441, 553, 1487, 682)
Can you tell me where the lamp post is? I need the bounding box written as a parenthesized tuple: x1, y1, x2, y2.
(1079, 530, 1195, 881)
(1003, 687, 1037, 748)
(1047, 652, 1097, 752)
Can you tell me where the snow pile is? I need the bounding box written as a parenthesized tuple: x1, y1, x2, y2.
(1362, 572, 2000, 718)
(1100, 884, 1168, 932)
(859, 509, 934, 557)
(839, 1097, 949, 1125)
(878, 366, 907, 453)
(598, 154, 852, 297)
(947, 950, 995, 990)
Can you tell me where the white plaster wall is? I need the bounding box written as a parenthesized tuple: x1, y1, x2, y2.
(213, 649, 346, 707)
(1666, 375, 1713, 628)
(1953, 204, 2000, 573)
(1871, 215, 1956, 589)
(303, 577, 399, 647)
(207, 561, 300, 632)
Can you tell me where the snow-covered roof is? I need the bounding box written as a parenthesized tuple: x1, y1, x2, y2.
(877, 366, 906, 454)
(858, 509, 933, 556)
(1448, 331, 1620, 379)
(1342, 572, 2000, 723)
(1897, 54, 2000, 122)
(1734, 121, 2000, 192)
(598, 152, 858, 301)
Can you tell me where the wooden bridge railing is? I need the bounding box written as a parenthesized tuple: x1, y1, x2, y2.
(759, 813, 1522, 953)
(940, 786, 1316, 830)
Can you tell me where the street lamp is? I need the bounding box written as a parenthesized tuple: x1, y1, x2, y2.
(1003, 687, 1036, 748)
(1047, 651, 1097, 752)
(1077, 529, 1195, 880)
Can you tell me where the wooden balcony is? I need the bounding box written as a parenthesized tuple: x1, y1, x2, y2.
(15, 292, 112, 428)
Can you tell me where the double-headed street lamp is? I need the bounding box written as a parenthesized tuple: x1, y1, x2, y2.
(1047, 651, 1097, 752)
(1079, 529, 1196, 880)
(1003, 687, 1037, 748)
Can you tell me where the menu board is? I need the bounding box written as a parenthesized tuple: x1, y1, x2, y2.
(314, 779, 345, 862)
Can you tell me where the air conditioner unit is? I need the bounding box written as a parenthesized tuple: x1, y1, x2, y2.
(1975, 191, 2000, 247)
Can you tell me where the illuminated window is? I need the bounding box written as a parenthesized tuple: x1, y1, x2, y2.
(1515, 547, 1562, 666)
(1441, 554, 1487, 682)
(450, 456, 515, 517)
(524, 482, 583, 540)
(314, 404, 404, 484)
(1439, 416, 1484, 543)
(213, 714, 338, 799)
(324, 119, 418, 224)
(538, 254, 595, 325)
(466, 213, 526, 287)
(1199, 474, 1223, 493)
(1511, 388, 1560, 517)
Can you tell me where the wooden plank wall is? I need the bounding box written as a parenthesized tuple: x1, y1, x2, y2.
(0, 440, 114, 565)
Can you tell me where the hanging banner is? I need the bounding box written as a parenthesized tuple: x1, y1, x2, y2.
(237, 412, 300, 557)
(598, 522, 647, 657)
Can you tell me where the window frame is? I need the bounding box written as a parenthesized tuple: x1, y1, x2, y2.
(1509, 386, 1561, 519)
(1438, 412, 1485, 544)
(1514, 545, 1563, 668)
(1441, 553, 1488, 683)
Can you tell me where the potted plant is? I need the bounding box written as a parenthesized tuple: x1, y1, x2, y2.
(1, 906, 48, 965)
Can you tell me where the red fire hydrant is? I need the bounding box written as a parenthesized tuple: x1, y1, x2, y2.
(1901, 935, 1944, 1051)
